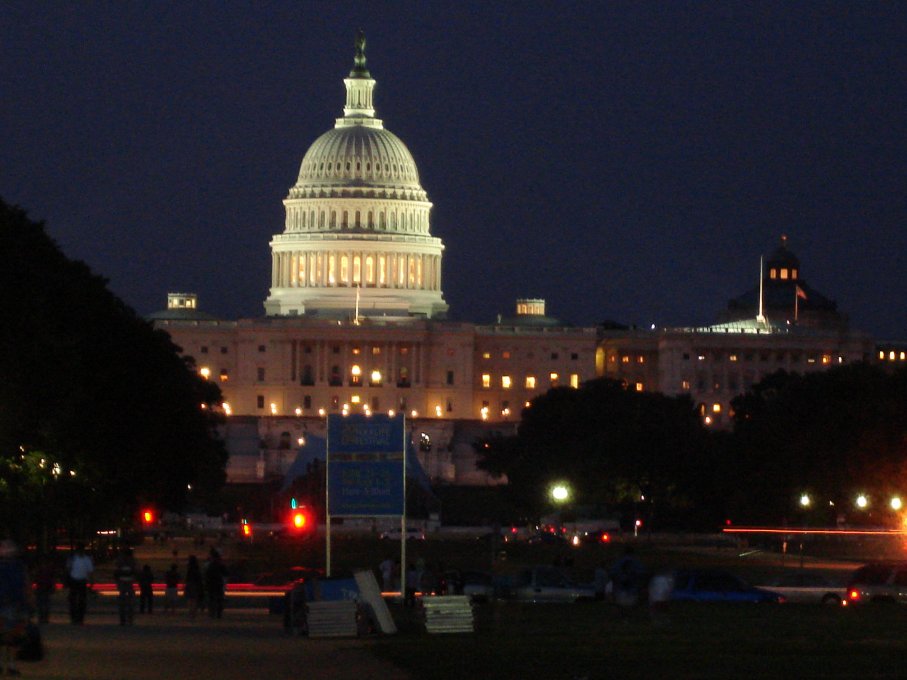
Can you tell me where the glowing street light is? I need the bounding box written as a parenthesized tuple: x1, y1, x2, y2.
(550, 484, 570, 504)
(856, 494, 869, 509)
(800, 493, 811, 508)
(891, 496, 902, 511)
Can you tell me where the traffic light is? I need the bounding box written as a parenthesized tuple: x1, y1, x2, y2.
(141, 509, 155, 526)
(288, 506, 314, 535)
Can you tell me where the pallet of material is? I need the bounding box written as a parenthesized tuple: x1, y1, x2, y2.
(306, 600, 359, 638)
(422, 595, 474, 634)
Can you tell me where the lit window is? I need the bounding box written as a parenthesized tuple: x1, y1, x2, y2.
(729, 354, 738, 362)
(351, 395, 360, 404)
(372, 346, 381, 355)
(351, 365, 362, 376)
(681, 380, 690, 390)
(890, 351, 897, 361)
(270, 402, 278, 415)
(482, 374, 491, 388)
(502, 376, 512, 389)
(770, 269, 777, 280)
(352, 347, 361, 355)
(821, 355, 831, 365)
(901, 352, 906, 361)
(780, 268, 789, 279)
(435, 405, 442, 417)
(550, 372, 559, 386)
(609, 355, 617, 363)
(482, 352, 491, 359)
(524, 401, 531, 408)
(199, 367, 211, 379)
(570, 374, 580, 389)
(526, 376, 536, 389)
(698, 355, 706, 361)
(219, 369, 229, 382)
(637, 356, 645, 364)
(370, 370, 382, 384)
(635, 382, 644, 392)
(712, 403, 721, 413)
(621, 356, 630, 364)
(502, 351, 511, 359)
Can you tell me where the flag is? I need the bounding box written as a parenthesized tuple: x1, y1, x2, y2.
(795, 285, 807, 300)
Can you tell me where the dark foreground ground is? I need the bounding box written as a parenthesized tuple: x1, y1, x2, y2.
(17, 605, 408, 680)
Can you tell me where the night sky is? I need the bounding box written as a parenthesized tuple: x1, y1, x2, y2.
(2, 2, 905, 338)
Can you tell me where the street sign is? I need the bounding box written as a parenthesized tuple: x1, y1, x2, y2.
(326, 413, 405, 516)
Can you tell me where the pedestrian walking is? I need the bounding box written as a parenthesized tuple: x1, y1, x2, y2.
(65, 543, 94, 625)
(164, 564, 180, 613)
(138, 565, 154, 614)
(33, 557, 55, 625)
(113, 547, 137, 625)
(0, 540, 30, 676)
(184, 555, 204, 617)
(204, 549, 227, 619)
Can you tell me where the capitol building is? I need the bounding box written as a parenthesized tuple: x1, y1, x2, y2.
(151, 36, 877, 486)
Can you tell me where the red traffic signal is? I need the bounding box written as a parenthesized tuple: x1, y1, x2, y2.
(141, 509, 155, 525)
(288, 507, 314, 534)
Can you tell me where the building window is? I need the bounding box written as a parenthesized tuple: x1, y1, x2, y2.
(332, 345, 340, 354)
(570, 374, 580, 389)
(303, 396, 311, 409)
(372, 346, 381, 355)
(525, 376, 536, 389)
(502, 351, 511, 359)
(258, 345, 266, 353)
(729, 354, 738, 362)
(446, 370, 455, 386)
(637, 356, 645, 364)
(329, 366, 342, 386)
(200, 346, 208, 354)
(352, 347, 361, 355)
(550, 372, 559, 386)
(257, 367, 266, 381)
(681, 380, 690, 391)
(372, 396, 380, 410)
(219, 369, 229, 382)
(571, 353, 579, 360)
(482, 352, 491, 359)
(502, 375, 512, 389)
(482, 374, 491, 388)
(635, 382, 644, 392)
(331, 396, 339, 410)
(400, 347, 409, 355)
(301, 365, 314, 386)
(551, 352, 559, 360)
(398, 367, 410, 387)
(256, 395, 265, 409)
(303, 345, 312, 354)
(221, 347, 228, 354)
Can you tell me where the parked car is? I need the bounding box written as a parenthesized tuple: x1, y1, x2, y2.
(846, 562, 907, 605)
(759, 570, 845, 605)
(510, 566, 596, 603)
(671, 569, 784, 603)
(378, 526, 426, 541)
(445, 569, 496, 602)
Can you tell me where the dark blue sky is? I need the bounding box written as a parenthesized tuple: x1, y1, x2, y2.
(2, 2, 905, 338)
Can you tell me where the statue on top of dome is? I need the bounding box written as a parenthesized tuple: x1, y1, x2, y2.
(352, 30, 369, 76)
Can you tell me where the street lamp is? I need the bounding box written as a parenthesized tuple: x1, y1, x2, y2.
(799, 493, 811, 508)
(891, 497, 902, 511)
(549, 483, 571, 535)
(856, 494, 869, 509)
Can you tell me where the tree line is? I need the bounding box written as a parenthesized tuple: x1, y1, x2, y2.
(0, 199, 227, 550)
(475, 361, 907, 530)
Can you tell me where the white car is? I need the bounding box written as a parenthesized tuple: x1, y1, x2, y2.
(378, 526, 426, 541)
(758, 571, 845, 605)
(510, 566, 596, 603)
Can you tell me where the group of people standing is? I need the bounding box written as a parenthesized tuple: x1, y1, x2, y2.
(110, 547, 227, 625)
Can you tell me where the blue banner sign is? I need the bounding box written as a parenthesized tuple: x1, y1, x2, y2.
(327, 414, 405, 516)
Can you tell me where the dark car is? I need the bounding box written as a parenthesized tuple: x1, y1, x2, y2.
(671, 569, 784, 603)
(846, 562, 907, 605)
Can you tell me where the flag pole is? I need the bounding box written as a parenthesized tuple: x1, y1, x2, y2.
(756, 256, 766, 326)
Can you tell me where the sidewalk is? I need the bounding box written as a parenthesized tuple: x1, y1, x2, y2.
(24, 607, 410, 680)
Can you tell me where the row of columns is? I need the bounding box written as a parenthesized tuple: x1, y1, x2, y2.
(272, 250, 442, 291)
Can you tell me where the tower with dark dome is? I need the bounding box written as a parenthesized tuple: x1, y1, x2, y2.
(264, 33, 448, 318)
(719, 235, 845, 329)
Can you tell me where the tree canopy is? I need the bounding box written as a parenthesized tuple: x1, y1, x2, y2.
(476, 378, 709, 526)
(0, 199, 227, 545)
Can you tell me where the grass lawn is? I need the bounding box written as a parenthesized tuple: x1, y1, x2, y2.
(371, 600, 907, 679)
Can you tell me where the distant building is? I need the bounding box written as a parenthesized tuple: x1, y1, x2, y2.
(151, 36, 885, 484)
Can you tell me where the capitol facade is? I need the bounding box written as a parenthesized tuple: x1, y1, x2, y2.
(152, 36, 878, 486)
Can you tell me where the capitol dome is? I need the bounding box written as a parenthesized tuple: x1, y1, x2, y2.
(264, 33, 447, 319)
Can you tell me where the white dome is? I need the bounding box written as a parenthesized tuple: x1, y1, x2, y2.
(293, 125, 426, 200)
(264, 34, 447, 320)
